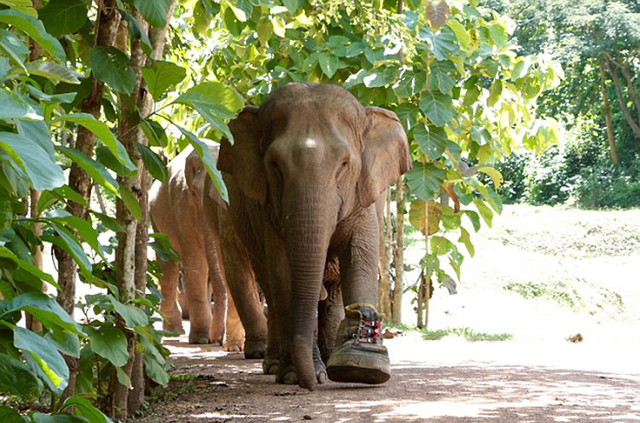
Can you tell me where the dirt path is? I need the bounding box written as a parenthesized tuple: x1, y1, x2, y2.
(134, 332, 640, 422)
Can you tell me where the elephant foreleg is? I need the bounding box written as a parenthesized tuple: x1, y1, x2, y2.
(158, 256, 183, 334)
(183, 257, 212, 344)
(223, 292, 245, 352)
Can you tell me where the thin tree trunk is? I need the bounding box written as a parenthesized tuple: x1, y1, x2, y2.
(607, 59, 640, 139)
(391, 179, 404, 325)
(418, 197, 431, 329)
(605, 53, 640, 123)
(55, 1, 121, 404)
(377, 190, 392, 318)
(598, 60, 620, 165)
(26, 189, 43, 332)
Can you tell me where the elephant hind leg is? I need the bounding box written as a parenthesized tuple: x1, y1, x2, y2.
(158, 257, 183, 335)
(223, 293, 245, 352)
(183, 258, 212, 344)
(210, 277, 226, 346)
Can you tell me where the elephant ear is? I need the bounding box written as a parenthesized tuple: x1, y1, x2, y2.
(184, 148, 204, 195)
(357, 107, 412, 208)
(217, 106, 267, 205)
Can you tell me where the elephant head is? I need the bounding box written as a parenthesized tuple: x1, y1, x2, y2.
(218, 83, 410, 389)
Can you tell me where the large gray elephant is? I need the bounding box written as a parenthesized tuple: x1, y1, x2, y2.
(217, 83, 411, 390)
(149, 143, 267, 357)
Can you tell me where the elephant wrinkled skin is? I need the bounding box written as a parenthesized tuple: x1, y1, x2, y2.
(218, 83, 411, 389)
(149, 143, 266, 356)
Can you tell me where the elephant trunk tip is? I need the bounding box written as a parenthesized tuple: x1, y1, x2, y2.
(291, 334, 317, 391)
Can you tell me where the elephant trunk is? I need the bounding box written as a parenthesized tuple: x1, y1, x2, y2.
(285, 187, 333, 391)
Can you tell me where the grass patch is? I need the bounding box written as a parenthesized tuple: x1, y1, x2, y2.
(422, 327, 513, 342)
(383, 321, 419, 332)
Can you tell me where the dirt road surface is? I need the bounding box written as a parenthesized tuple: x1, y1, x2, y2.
(134, 331, 640, 423)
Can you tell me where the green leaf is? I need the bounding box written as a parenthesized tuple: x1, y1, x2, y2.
(56, 146, 120, 196)
(418, 26, 457, 61)
(0, 90, 42, 121)
(478, 166, 503, 189)
(0, 132, 65, 190)
(447, 19, 470, 50)
(54, 113, 136, 173)
(419, 91, 454, 127)
(47, 210, 104, 259)
(0, 28, 28, 69)
(408, 200, 441, 236)
(140, 119, 167, 147)
(175, 82, 244, 141)
(38, 0, 87, 37)
(92, 212, 124, 233)
(318, 53, 339, 79)
(130, 0, 171, 28)
(465, 210, 481, 232)
(430, 235, 455, 256)
(31, 412, 85, 423)
(458, 226, 474, 257)
(84, 326, 128, 367)
(405, 162, 445, 200)
(143, 354, 169, 386)
(428, 60, 456, 95)
(0, 353, 43, 398)
(48, 221, 92, 274)
(119, 9, 152, 56)
(89, 46, 135, 94)
(120, 185, 142, 221)
(0, 10, 65, 60)
(413, 123, 448, 160)
(26, 85, 76, 104)
(37, 186, 86, 214)
(472, 198, 493, 227)
(0, 291, 80, 333)
(282, 0, 298, 14)
(16, 119, 54, 160)
(0, 246, 59, 289)
(136, 143, 168, 183)
(109, 297, 148, 328)
(141, 60, 186, 102)
(489, 24, 508, 49)
(21, 60, 80, 84)
(256, 20, 272, 46)
(487, 80, 502, 107)
(95, 146, 132, 177)
(10, 324, 68, 390)
(176, 126, 228, 203)
(61, 396, 114, 423)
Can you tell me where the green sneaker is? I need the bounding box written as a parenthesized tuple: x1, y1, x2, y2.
(326, 303, 390, 384)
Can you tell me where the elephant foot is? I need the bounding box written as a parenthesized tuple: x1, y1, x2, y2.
(244, 339, 266, 359)
(188, 331, 211, 344)
(262, 357, 279, 375)
(275, 350, 327, 385)
(326, 304, 390, 384)
(163, 321, 185, 335)
(224, 339, 244, 352)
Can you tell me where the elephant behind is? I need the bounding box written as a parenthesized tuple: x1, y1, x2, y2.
(149, 142, 266, 355)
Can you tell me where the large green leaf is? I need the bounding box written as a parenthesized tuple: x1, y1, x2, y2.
(130, 0, 171, 28)
(47, 209, 104, 259)
(23, 61, 80, 84)
(318, 53, 339, 78)
(0, 247, 59, 290)
(38, 0, 87, 37)
(418, 26, 457, 61)
(0, 132, 65, 190)
(48, 221, 92, 274)
(84, 326, 128, 367)
(0, 28, 28, 69)
(140, 119, 167, 147)
(176, 126, 228, 203)
(141, 60, 186, 101)
(56, 146, 120, 196)
(2, 407, 29, 423)
(61, 396, 114, 423)
(109, 297, 148, 328)
(419, 91, 454, 127)
(0, 90, 42, 121)
(119, 9, 152, 56)
(0, 10, 65, 60)
(119, 185, 142, 221)
(413, 123, 448, 160)
(10, 324, 69, 391)
(26, 85, 76, 104)
(54, 114, 136, 174)
(89, 46, 135, 95)
(31, 413, 85, 423)
(136, 143, 168, 183)
(0, 353, 43, 398)
(405, 162, 446, 200)
(143, 354, 169, 386)
(428, 60, 456, 95)
(16, 119, 54, 160)
(174, 82, 244, 141)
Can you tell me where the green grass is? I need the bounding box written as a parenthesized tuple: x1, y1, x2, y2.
(421, 327, 513, 342)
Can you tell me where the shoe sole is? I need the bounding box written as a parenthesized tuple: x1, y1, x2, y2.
(327, 365, 390, 384)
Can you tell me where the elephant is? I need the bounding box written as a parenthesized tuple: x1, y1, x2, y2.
(149, 142, 267, 356)
(217, 82, 411, 390)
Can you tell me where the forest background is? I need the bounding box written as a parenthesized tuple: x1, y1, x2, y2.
(0, 0, 638, 421)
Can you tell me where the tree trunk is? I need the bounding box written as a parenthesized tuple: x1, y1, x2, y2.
(55, 1, 121, 404)
(25, 190, 43, 333)
(391, 179, 404, 325)
(598, 60, 620, 165)
(377, 190, 392, 318)
(607, 59, 640, 139)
